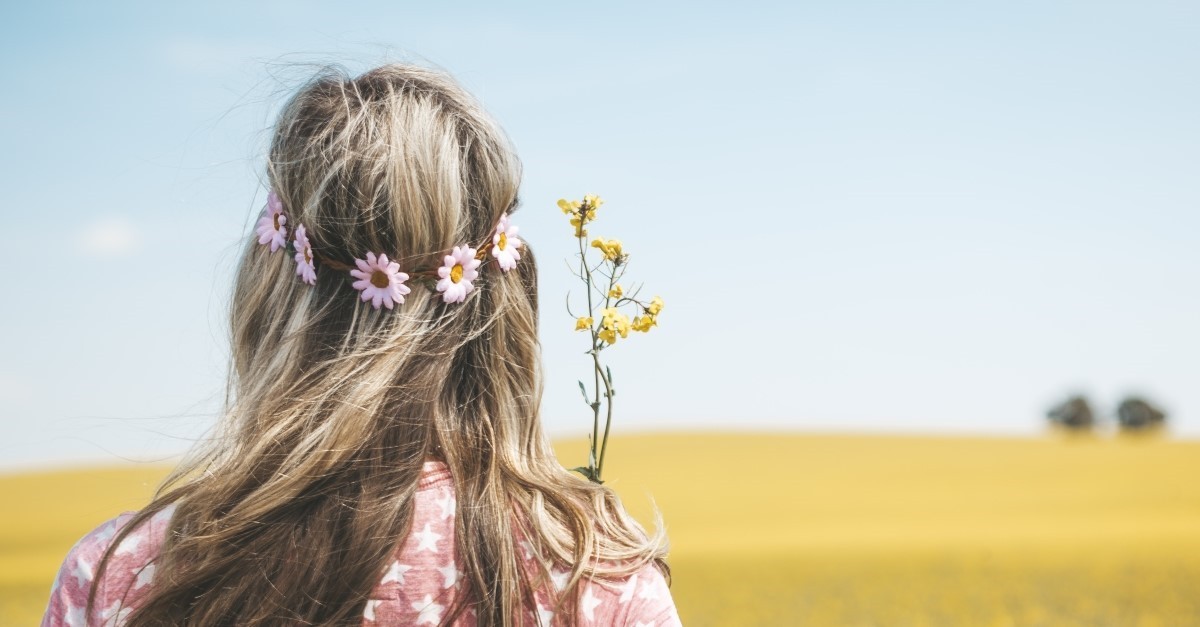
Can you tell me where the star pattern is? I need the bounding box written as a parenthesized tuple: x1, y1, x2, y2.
(619, 572, 639, 603)
(435, 490, 456, 520)
(92, 522, 117, 544)
(437, 561, 463, 589)
(132, 563, 156, 590)
(413, 523, 442, 553)
(115, 533, 142, 556)
(411, 594, 445, 625)
(549, 567, 570, 592)
(102, 600, 132, 626)
(637, 578, 660, 601)
(64, 603, 85, 627)
(40, 462, 682, 627)
(381, 561, 412, 585)
(581, 585, 602, 621)
(71, 557, 92, 587)
(363, 599, 382, 622)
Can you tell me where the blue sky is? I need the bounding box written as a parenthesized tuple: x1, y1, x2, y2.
(1, 1, 1197, 469)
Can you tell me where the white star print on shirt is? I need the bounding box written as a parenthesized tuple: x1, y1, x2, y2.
(132, 563, 155, 590)
(411, 594, 445, 625)
(535, 602, 554, 627)
(102, 600, 132, 626)
(519, 540, 540, 560)
(619, 573, 639, 603)
(413, 523, 442, 553)
(71, 557, 93, 587)
(92, 522, 117, 544)
(549, 568, 569, 591)
(114, 533, 142, 556)
(363, 599, 382, 622)
(437, 562, 463, 589)
(637, 579, 659, 601)
(381, 561, 412, 585)
(435, 490, 455, 520)
(634, 622, 655, 627)
(581, 585, 602, 621)
(151, 507, 173, 527)
(64, 603, 86, 627)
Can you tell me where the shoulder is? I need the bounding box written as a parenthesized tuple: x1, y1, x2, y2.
(41, 506, 173, 627)
(583, 562, 681, 627)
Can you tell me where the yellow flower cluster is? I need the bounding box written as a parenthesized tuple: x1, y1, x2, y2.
(580, 296, 663, 343)
(560, 194, 663, 344)
(590, 237, 624, 262)
(558, 194, 603, 237)
(598, 307, 631, 344)
(630, 296, 663, 335)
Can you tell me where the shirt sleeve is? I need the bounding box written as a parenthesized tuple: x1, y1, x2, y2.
(41, 519, 116, 627)
(618, 563, 683, 627)
(40, 513, 151, 627)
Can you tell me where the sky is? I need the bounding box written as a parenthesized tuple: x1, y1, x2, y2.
(0, 1, 1197, 470)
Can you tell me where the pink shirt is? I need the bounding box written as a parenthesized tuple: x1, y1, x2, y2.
(42, 461, 681, 626)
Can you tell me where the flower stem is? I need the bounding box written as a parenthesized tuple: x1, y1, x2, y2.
(578, 232, 602, 481)
(595, 266, 619, 479)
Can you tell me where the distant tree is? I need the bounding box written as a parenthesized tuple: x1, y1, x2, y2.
(1046, 395, 1095, 431)
(1116, 397, 1166, 432)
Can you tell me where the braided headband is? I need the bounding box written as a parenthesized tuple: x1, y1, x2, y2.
(255, 191, 523, 310)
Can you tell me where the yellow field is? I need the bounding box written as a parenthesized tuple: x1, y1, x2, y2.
(3, 433, 1199, 625)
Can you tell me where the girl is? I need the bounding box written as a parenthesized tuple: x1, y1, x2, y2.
(42, 63, 679, 626)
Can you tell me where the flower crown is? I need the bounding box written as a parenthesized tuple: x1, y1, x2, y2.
(254, 190, 523, 310)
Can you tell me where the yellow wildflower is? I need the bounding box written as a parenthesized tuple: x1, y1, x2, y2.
(560, 195, 599, 237)
(570, 217, 587, 237)
(632, 314, 656, 332)
(557, 198, 581, 215)
(575, 316, 593, 331)
(646, 296, 664, 316)
(597, 307, 630, 343)
(608, 284, 623, 299)
(590, 237, 624, 261)
(582, 194, 604, 214)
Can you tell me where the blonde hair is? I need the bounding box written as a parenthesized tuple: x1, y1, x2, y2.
(91, 63, 668, 626)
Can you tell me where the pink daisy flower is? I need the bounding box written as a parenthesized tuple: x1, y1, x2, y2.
(293, 224, 316, 285)
(255, 190, 288, 252)
(490, 213, 523, 271)
(350, 252, 411, 310)
(436, 245, 481, 304)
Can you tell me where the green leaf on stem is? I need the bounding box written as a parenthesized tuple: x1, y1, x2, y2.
(569, 466, 603, 484)
(578, 380, 589, 404)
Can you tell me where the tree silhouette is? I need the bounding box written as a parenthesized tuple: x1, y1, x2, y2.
(1046, 395, 1095, 431)
(1117, 397, 1166, 432)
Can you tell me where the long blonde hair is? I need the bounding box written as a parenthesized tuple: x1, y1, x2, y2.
(91, 63, 667, 626)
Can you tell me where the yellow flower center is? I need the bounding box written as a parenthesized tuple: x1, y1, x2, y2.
(273, 214, 282, 230)
(498, 232, 508, 250)
(450, 264, 464, 283)
(370, 270, 390, 288)
(303, 248, 312, 263)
